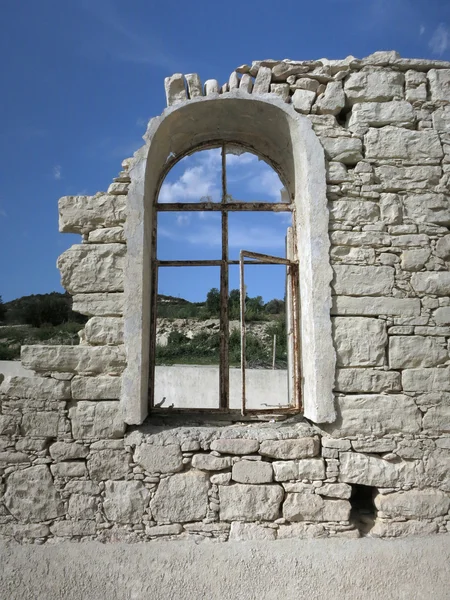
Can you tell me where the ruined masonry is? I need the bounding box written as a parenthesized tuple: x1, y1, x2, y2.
(1, 50, 450, 543)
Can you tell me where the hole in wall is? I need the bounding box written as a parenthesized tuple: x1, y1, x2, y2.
(349, 484, 377, 535)
(336, 106, 351, 127)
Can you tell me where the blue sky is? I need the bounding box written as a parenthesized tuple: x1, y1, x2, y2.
(1, 0, 449, 303)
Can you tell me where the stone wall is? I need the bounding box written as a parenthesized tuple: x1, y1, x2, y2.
(0, 50, 449, 543)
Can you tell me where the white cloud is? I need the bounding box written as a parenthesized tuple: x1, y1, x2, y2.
(53, 165, 62, 180)
(176, 214, 190, 226)
(248, 169, 284, 202)
(429, 24, 450, 56)
(159, 164, 221, 203)
(419, 24, 425, 36)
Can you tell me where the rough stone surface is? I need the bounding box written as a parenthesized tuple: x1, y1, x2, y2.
(339, 452, 418, 487)
(150, 471, 209, 523)
(228, 522, 276, 541)
(344, 70, 404, 104)
(332, 265, 394, 296)
(88, 449, 129, 480)
(375, 489, 450, 519)
(335, 368, 401, 393)
(365, 127, 443, 164)
(273, 459, 326, 481)
(134, 444, 183, 474)
(348, 100, 415, 130)
(283, 493, 351, 522)
(210, 438, 259, 455)
(333, 317, 387, 367)
(291, 89, 315, 113)
(259, 438, 319, 459)
(191, 454, 232, 471)
(219, 484, 283, 521)
(83, 317, 124, 346)
(21, 344, 126, 375)
(389, 336, 448, 368)
(71, 376, 121, 400)
(232, 460, 273, 484)
(72, 293, 124, 317)
(69, 401, 125, 439)
(0, 376, 70, 400)
(59, 195, 126, 234)
(103, 481, 150, 523)
(411, 273, 450, 296)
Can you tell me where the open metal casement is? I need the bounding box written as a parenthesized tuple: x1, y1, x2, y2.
(149, 143, 302, 415)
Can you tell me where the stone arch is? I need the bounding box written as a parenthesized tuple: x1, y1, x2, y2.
(122, 92, 336, 425)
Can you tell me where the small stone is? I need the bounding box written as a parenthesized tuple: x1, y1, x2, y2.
(292, 89, 316, 114)
(164, 73, 187, 106)
(191, 454, 232, 471)
(232, 460, 273, 484)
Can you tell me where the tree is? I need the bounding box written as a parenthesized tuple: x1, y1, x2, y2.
(0, 296, 6, 322)
(205, 287, 220, 315)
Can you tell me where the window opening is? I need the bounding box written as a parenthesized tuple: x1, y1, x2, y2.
(349, 484, 377, 535)
(150, 144, 300, 414)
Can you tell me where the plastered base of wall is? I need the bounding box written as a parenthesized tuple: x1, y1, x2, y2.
(1, 536, 449, 600)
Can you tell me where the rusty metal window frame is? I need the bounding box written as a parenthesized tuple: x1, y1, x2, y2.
(149, 143, 301, 415)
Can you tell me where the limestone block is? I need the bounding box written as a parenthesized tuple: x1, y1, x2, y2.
(406, 84, 427, 102)
(259, 438, 319, 460)
(239, 73, 253, 94)
(351, 439, 395, 453)
(349, 101, 414, 132)
(390, 336, 448, 369)
(88, 449, 130, 480)
(426, 448, 450, 492)
(273, 459, 326, 481)
(4, 465, 65, 523)
(21, 345, 126, 375)
(69, 401, 125, 439)
(327, 395, 421, 436)
(191, 454, 232, 471)
(330, 200, 379, 224)
(72, 293, 124, 317)
(58, 194, 126, 234)
(58, 244, 126, 294)
(204, 79, 219, 95)
(316, 81, 345, 115)
(0, 451, 29, 464)
(219, 484, 283, 521)
(330, 231, 391, 247)
(65, 480, 100, 495)
(103, 480, 150, 523)
(0, 376, 71, 400)
(84, 317, 124, 346)
(228, 72, 240, 90)
(335, 368, 401, 393)
(252, 66, 272, 94)
(391, 234, 430, 249)
(320, 136, 363, 165)
(375, 489, 450, 519)
(68, 494, 97, 520)
(435, 235, 450, 260)
(51, 462, 87, 477)
(271, 63, 309, 81)
(50, 520, 96, 537)
(49, 442, 89, 461)
(71, 376, 121, 400)
(428, 69, 450, 102)
(411, 272, 450, 296)
(232, 460, 273, 484)
(403, 194, 450, 226)
(0, 415, 19, 436)
(164, 73, 187, 105)
(365, 127, 443, 164)
(277, 523, 327, 539)
(316, 483, 352, 499)
(87, 227, 125, 244)
(283, 493, 350, 522)
(432, 106, 450, 133)
(339, 452, 418, 487)
(332, 265, 394, 296)
(332, 296, 420, 317)
(210, 438, 259, 454)
(422, 406, 450, 433)
(270, 83, 290, 103)
(107, 182, 128, 196)
(291, 89, 315, 114)
(330, 246, 376, 265)
(150, 471, 209, 523)
(185, 73, 202, 98)
(371, 520, 438, 538)
(333, 317, 387, 367)
(344, 70, 404, 104)
(326, 162, 349, 183)
(434, 307, 450, 325)
(134, 444, 183, 474)
(229, 522, 276, 541)
(403, 367, 450, 392)
(401, 249, 430, 271)
(292, 78, 320, 92)
(375, 165, 441, 191)
(146, 524, 183, 537)
(22, 412, 59, 437)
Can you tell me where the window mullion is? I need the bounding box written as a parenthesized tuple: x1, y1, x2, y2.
(219, 144, 229, 410)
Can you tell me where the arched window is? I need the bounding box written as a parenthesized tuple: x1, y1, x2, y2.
(122, 94, 335, 425)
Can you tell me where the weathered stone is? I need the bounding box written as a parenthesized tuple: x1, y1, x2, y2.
(320, 136, 363, 165)
(49, 442, 89, 461)
(391, 234, 429, 248)
(88, 449, 129, 480)
(252, 66, 272, 94)
(329, 200, 379, 223)
(422, 406, 450, 434)
(239, 74, 253, 94)
(0, 376, 71, 400)
(273, 459, 326, 481)
(191, 454, 232, 471)
(134, 444, 183, 474)
(327, 395, 421, 436)
(164, 73, 187, 105)
(332, 265, 394, 296)
(411, 272, 450, 296)
(232, 460, 273, 484)
(204, 79, 219, 95)
(316, 483, 352, 499)
(344, 70, 404, 104)
(390, 336, 448, 368)
(185, 73, 202, 98)
(0, 415, 19, 436)
(270, 83, 290, 102)
(365, 127, 443, 164)
(376, 166, 441, 191)
(68, 494, 97, 520)
(335, 369, 401, 393)
(259, 438, 319, 459)
(428, 69, 450, 102)
(333, 317, 387, 367)
(0, 452, 30, 464)
(434, 307, 450, 326)
(229, 522, 276, 541)
(401, 249, 431, 271)
(50, 520, 96, 537)
(210, 438, 259, 455)
(22, 412, 59, 437)
(210, 472, 232, 485)
(219, 484, 283, 521)
(150, 471, 209, 523)
(403, 194, 450, 226)
(58, 194, 126, 234)
(4, 465, 65, 522)
(51, 462, 87, 478)
(283, 493, 351, 522)
(371, 520, 438, 538)
(21, 345, 126, 375)
(71, 376, 121, 400)
(88, 227, 125, 244)
(380, 193, 402, 224)
(83, 317, 124, 346)
(316, 81, 345, 115)
(103, 480, 150, 523)
(146, 524, 183, 537)
(72, 293, 124, 317)
(272, 63, 309, 81)
(435, 235, 450, 260)
(332, 296, 421, 317)
(64, 480, 100, 495)
(277, 523, 327, 539)
(375, 489, 450, 519)
(57, 244, 126, 294)
(339, 452, 418, 487)
(69, 401, 125, 439)
(351, 439, 395, 453)
(291, 88, 315, 114)
(330, 230, 391, 247)
(326, 162, 349, 183)
(403, 367, 450, 392)
(349, 100, 414, 131)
